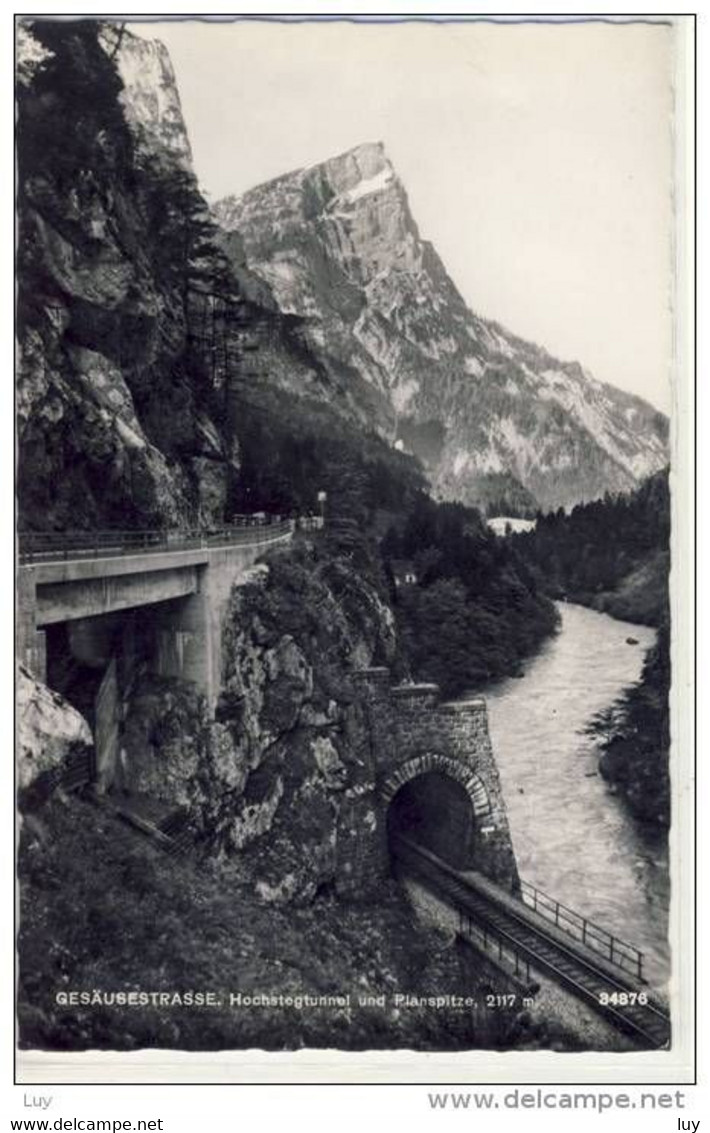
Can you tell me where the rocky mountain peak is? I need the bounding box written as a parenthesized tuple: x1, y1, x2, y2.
(215, 138, 422, 321)
(314, 140, 393, 198)
(216, 142, 668, 513)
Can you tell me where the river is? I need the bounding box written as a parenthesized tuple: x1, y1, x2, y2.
(482, 601, 670, 991)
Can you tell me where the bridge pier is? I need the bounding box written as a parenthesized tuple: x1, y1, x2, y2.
(151, 545, 271, 712)
(17, 570, 46, 682)
(153, 575, 214, 703)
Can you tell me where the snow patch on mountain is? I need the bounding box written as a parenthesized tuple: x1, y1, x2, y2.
(334, 167, 394, 206)
(391, 378, 418, 414)
(464, 356, 484, 377)
(452, 451, 472, 477)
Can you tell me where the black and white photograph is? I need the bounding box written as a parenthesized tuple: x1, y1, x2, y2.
(14, 12, 694, 1082)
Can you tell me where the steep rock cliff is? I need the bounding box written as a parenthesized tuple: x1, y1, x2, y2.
(16, 22, 237, 532)
(120, 541, 396, 903)
(216, 142, 668, 512)
(17, 666, 92, 796)
(99, 24, 193, 168)
(16, 24, 417, 534)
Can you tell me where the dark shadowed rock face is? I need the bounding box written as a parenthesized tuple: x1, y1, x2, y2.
(20, 790, 550, 1052)
(216, 142, 668, 513)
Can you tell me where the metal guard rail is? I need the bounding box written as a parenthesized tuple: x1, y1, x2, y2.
(393, 837, 669, 1048)
(457, 908, 533, 987)
(18, 517, 295, 564)
(520, 878, 643, 980)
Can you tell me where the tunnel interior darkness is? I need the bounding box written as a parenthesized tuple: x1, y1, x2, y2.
(45, 610, 154, 728)
(387, 771, 476, 870)
(45, 621, 112, 727)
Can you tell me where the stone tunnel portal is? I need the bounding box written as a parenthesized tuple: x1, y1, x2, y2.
(387, 771, 476, 871)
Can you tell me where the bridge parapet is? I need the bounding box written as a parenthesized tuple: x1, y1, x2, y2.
(18, 518, 295, 566)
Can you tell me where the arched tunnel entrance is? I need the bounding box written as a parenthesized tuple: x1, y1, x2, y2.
(387, 771, 476, 870)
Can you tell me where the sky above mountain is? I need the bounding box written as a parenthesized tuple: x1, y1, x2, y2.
(128, 17, 675, 414)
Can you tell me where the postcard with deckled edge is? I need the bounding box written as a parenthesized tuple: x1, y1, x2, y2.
(14, 12, 695, 1084)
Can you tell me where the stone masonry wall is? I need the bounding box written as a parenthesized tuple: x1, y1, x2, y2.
(351, 667, 519, 894)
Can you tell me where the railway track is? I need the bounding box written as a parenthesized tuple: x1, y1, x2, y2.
(393, 836, 670, 1049)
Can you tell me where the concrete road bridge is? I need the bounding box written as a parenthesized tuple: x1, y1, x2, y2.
(17, 518, 296, 788)
(18, 519, 295, 698)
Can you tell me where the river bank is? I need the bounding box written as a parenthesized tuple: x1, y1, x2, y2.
(562, 549, 669, 628)
(479, 602, 669, 991)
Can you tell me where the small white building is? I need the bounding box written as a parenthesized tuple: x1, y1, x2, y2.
(487, 516, 537, 538)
